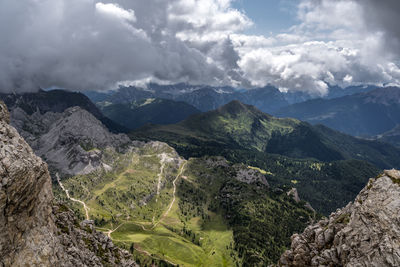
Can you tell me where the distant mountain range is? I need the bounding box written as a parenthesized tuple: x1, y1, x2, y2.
(275, 87, 400, 138)
(375, 124, 400, 148)
(85, 83, 376, 114)
(98, 98, 201, 130)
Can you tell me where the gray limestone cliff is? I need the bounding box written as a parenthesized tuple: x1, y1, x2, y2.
(279, 169, 400, 267)
(9, 106, 130, 176)
(0, 101, 136, 266)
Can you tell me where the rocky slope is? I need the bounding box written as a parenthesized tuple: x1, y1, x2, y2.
(10, 106, 130, 176)
(0, 101, 136, 266)
(0, 89, 127, 133)
(279, 169, 400, 266)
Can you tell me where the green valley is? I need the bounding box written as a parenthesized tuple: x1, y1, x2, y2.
(54, 142, 314, 266)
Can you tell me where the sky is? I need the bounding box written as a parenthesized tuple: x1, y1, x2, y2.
(1, 0, 400, 96)
(232, 0, 299, 35)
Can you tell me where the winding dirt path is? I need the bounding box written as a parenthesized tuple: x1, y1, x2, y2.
(105, 222, 126, 239)
(155, 153, 170, 203)
(152, 160, 186, 229)
(56, 173, 90, 220)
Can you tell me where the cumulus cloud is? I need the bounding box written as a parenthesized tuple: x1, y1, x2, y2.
(95, 3, 136, 23)
(0, 0, 400, 95)
(235, 0, 400, 95)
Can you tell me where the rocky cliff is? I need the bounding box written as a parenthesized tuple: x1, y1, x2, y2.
(0, 101, 136, 266)
(10, 106, 130, 176)
(279, 169, 400, 267)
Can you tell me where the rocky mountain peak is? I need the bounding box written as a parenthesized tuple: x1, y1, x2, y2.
(279, 170, 400, 266)
(9, 105, 131, 176)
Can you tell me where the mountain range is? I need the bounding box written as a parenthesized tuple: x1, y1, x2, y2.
(85, 83, 376, 115)
(131, 100, 400, 169)
(276, 86, 400, 138)
(2, 86, 400, 266)
(2, 97, 400, 266)
(131, 100, 397, 214)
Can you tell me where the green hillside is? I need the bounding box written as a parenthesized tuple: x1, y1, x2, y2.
(130, 101, 384, 214)
(54, 142, 315, 266)
(98, 98, 200, 130)
(131, 100, 400, 168)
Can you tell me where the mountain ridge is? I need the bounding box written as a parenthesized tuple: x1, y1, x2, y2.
(98, 98, 201, 130)
(0, 89, 128, 133)
(132, 100, 400, 169)
(276, 86, 400, 137)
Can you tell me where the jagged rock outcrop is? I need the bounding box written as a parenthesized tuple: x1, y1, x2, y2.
(0, 89, 127, 133)
(234, 165, 269, 187)
(279, 170, 400, 267)
(0, 101, 136, 266)
(287, 188, 300, 203)
(10, 106, 130, 176)
(54, 206, 136, 266)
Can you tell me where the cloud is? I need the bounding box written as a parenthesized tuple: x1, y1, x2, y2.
(356, 0, 400, 56)
(0, 0, 400, 95)
(234, 0, 400, 95)
(95, 3, 136, 23)
(0, 0, 251, 93)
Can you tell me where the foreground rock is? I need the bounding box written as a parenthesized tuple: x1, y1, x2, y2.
(279, 170, 400, 267)
(0, 101, 136, 266)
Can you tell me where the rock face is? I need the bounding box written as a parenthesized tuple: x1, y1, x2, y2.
(234, 165, 269, 187)
(0, 101, 136, 266)
(279, 170, 400, 267)
(10, 106, 130, 176)
(0, 89, 127, 133)
(0, 100, 59, 265)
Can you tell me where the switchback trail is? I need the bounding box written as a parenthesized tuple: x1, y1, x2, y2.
(56, 173, 90, 220)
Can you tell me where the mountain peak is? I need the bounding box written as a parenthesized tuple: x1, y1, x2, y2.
(217, 100, 260, 116)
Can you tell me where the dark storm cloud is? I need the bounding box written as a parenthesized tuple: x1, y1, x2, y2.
(0, 0, 250, 93)
(358, 0, 400, 55)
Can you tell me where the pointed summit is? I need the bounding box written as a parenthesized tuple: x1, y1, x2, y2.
(217, 100, 249, 113)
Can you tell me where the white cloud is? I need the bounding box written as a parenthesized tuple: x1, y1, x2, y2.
(234, 0, 400, 94)
(343, 74, 353, 83)
(95, 2, 136, 23)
